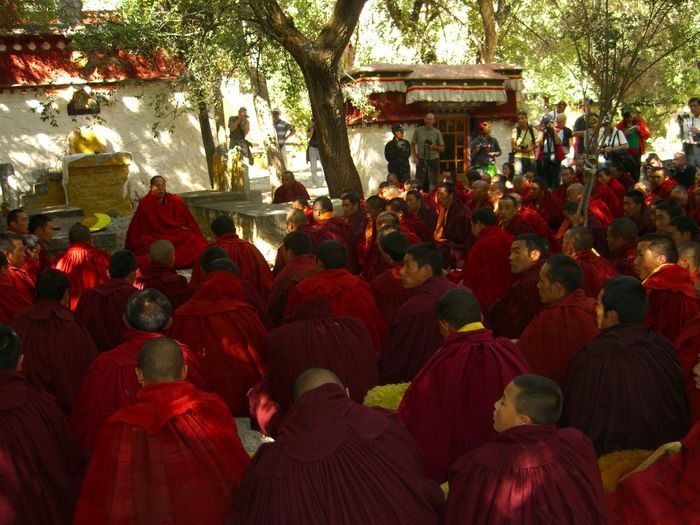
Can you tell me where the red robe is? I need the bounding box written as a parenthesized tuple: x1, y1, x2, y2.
(307, 215, 359, 273)
(608, 240, 638, 277)
(267, 253, 316, 326)
(517, 290, 599, 385)
(124, 191, 208, 269)
(272, 181, 310, 204)
(526, 190, 563, 230)
(10, 299, 97, 413)
(168, 271, 267, 416)
(443, 425, 609, 525)
(401, 213, 433, 242)
(9, 265, 35, 304)
(398, 327, 530, 482)
(284, 268, 387, 353)
(463, 226, 515, 308)
(643, 264, 700, 342)
(74, 278, 137, 353)
(594, 180, 623, 218)
(73, 381, 250, 525)
(0, 275, 31, 324)
(235, 384, 443, 525)
(573, 248, 619, 298)
(0, 372, 85, 525)
(674, 315, 700, 424)
(488, 261, 544, 339)
(370, 262, 414, 328)
(69, 329, 206, 452)
(345, 209, 368, 244)
(563, 323, 689, 455)
(434, 199, 471, 267)
(133, 262, 191, 309)
(53, 242, 111, 311)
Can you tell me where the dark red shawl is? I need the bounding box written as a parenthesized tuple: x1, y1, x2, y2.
(53, 242, 111, 310)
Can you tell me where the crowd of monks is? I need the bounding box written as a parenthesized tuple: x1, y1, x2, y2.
(1, 164, 700, 524)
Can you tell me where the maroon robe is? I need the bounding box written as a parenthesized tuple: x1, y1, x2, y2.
(345, 209, 368, 244)
(401, 214, 433, 242)
(307, 215, 359, 273)
(74, 381, 250, 525)
(69, 329, 206, 452)
(0, 275, 31, 324)
(563, 323, 689, 455)
(674, 315, 700, 424)
(572, 248, 619, 298)
(124, 191, 208, 269)
(517, 290, 599, 385)
(0, 372, 85, 525)
(267, 253, 316, 326)
(235, 384, 443, 525)
(643, 264, 700, 342)
(370, 262, 413, 328)
(488, 261, 544, 339)
(133, 262, 191, 309)
(608, 240, 638, 277)
(272, 181, 310, 204)
(10, 299, 97, 412)
(53, 242, 111, 311)
(463, 226, 515, 307)
(443, 425, 609, 525)
(434, 199, 470, 267)
(398, 327, 530, 482)
(25, 241, 52, 281)
(9, 265, 35, 304)
(595, 180, 623, 218)
(527, 189, 563, 230)
(74, 278, 137, 353)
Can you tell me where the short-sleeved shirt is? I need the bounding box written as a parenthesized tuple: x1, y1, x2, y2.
(411, 126, 444, 160)
(275, 119, 294, 146)
(511, 125, 537, 159)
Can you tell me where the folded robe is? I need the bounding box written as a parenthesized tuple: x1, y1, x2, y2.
(53, 242, 111, 311)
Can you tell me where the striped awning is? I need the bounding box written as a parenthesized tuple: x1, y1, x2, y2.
(405, 83, 507, 104)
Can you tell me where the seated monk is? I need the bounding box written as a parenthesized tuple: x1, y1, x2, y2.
(399, 288, 530, 483)
(133, 239, 190, 309)
(272, 170, 310, 204)
(405, 189, 437, 233)
(0, 324, 86, 524)
(488, 233, 547, 339)
(674, 316, 700, 424)
(53, 223, 111, 310)
(623, 188, 655, 236)
(525, 176, 563, 230)
(0, 251, 30, 324)
(563, 276, 689, 455)
(370, 229, 413, 328)
(562, 225, 618, 298)
(75, 250, 138, 353)
(70, 289, 206, 452)
(234, 368, 443, 524)
(26, 213, 55, 280)
(357, 195, 387, 280)
(73, 337, 250, 525)
(0, 232, 35, 304)
(433, 183, 471, 268)
(387, 197, 433, 242)
(606, 217, 638, 277)
(517, 255, 598, 385)
(678, 241, 700, 296)
(307, 196, 359, 273)
(125, 176, 208, 269)
(498, 194, 551, 242)
(443, 374, 609, 525)
(284, 240, 386, 352)
(634, 233, 700, 341)
(341, 190, 367, 244)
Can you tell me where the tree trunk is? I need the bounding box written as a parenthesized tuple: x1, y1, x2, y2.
(479, 0, 498, 63)
(197, 101, 216, 187)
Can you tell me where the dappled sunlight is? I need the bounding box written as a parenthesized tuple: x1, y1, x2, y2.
(121, 95, 141, 113)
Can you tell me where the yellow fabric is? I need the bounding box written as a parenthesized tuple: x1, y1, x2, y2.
(457, 322, 485, 333)
(318, 211, 335, 221)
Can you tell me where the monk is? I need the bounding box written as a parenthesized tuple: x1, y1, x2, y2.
(678, 241, 700, 295)
(235, 368, 443, 524)
(463, 208, 515, 307)
(606, 217, 638, 276)
(370, 229, 413, 328)
(361, 211, 419, 282)
(53, 223, 111, 310)
(563, 276, 689, 455)
(169, 257, 267, 416)
(634, 232, 700, 342)
(73, 337, 250, 525)
(133, 239, 190, 308)
(399, 288, 530, 482)
(272, 170, 310, 204)
(623, 188, 655, 235)
(70, 289, 206, 451)
(387, 197, 433, 242)
(433, 183, 471, 268)
(0, 251, 30, 324)
(674, 315, 700, 424)
(0, 232, 35, 303)
(563, 225, 618, 298)
(75, 250, 138, 353)
(525, 176, 563, 230)
(498, 194, 551, 240)
(488, 233, 547, 339)
(379, 243, 458, 384)
(27, 212, 55, 279)
(358, 195, 388, 280)
(307, 196, 358, 273)
(124, 175, 208, 269)
(443, 374, 609, 525)
(406, 188, 437, 233)
(284, 240, 386, 352)
(9, 269, 97, 412)
(341, 190, 367, 243)
(0, 324, 85, 525)
(517, 255, 598, 385)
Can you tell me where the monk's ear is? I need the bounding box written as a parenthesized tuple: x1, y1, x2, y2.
(529, 249, 541, 262)
(61, 288, 71, 307)
(437, 319, 452, 338)
(344, 386, 351, 399)
(518, 413, 533, 426)
(179, 364, 188, 381)
(15, 354, 24, 372)
(164, 317, 173, 332)
(135, 367, 146, 386)
(122, 313, 132, 329)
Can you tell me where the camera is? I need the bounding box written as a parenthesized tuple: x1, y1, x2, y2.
(425, 140, 433, 145)
(679, 112, 690, 120)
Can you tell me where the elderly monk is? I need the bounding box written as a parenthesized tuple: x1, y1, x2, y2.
(70, 289, 206, 451)
(563, 276, 689, 455)
(125, 176, 208, 269)
(0, 251, 30, 324)
(443, 374, 609, 525)
(370, 229, 413, 328)
(53, 223, 111, 310)
(606, 217, 639, 276)
(517, 255, 598, 385)
(0, 232, 35, 303)
(10, 269, 97, 413)
(272, 170, 310, 204)
(235, 368, 443, 524)
(133, 239, 190, 309)
(488, 234, 547, 339)
(562, 225, 618, 298)
(75, 250, 138, 353)
(379, 243, 458, 384)
(169, 257, 266, 416)
(399, 289, 530, 482)
(284, 240, 386, 352)
(74, 337, 250, 525)
(634, 232, 700, 342)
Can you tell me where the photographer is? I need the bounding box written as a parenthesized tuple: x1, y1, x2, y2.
(384, 123, 411, 183)
(678, 97, 700, 169)
(616, 109, 651, 181)
(597, 115, 629, 169)
(470, 121, 501, 179)
(510, 110, 537, 176)
(536, 115, 562, 188)
(410, 113, 445, 192)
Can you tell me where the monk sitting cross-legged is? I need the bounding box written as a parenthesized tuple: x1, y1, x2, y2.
(133, 239, 191, 309)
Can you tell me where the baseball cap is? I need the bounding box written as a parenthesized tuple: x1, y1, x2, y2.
(391, 123, 403, 132)
(272, 108, 281, 114)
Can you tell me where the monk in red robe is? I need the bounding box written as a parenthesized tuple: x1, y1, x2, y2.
(70, 289, 206, 451)
(648, 165, 676, 201)
(463, 208, 515, 307)
(235, 368, 443, 524)
(433, 183, 471, 268)
(488, 234, 547, 339)
(386, 197, 433, 243)
(125, 175, 208, 269)
(9, 269, 97, 413)
(379, 243, 458, 384)
(563, 226, 619, 298)
(634, 233, 700, 342)
(27, 212, 55, 280)
(0, 325, 86, 525)
(561, 198, 611, 257)
(399, 289, 530, 483)
(563, 276, 689, 455)
(371, 229, 413, 328)
(0, 252, 30, 324)
(341, 190, 367, 243)
(443, 374, 609, 525)
(498, 194, 551, 241)
(406, 189, 437, 233)
(307, 196, 359, 273)
(53, 223, 111, 310)
(75, 250, 138, 353)
(0, 232, 35, 303)
(674, 316, 700, 424)
(525, 177, 563, 230)
(518, 255, 599, 385)
(623, 188, 655, 235)
(606, 217, 638, 276)
(169, 258, 267, 416)
(133, 239, 191, 308)
(272, 170, 310, 204)
(74, 337, 250, 525)
(284, 240, 386, 352)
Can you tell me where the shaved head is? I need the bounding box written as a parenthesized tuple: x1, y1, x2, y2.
(149, 239, 175, 265)
(293, 368, 344, 400)
(137, 337, 185, 384)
